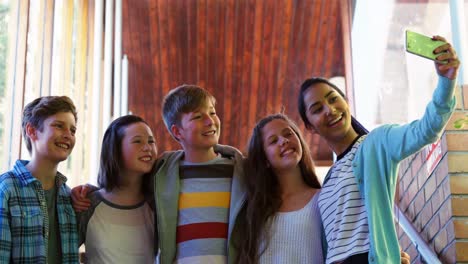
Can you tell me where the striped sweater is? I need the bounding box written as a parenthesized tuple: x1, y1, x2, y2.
(175, 155, 234, 263)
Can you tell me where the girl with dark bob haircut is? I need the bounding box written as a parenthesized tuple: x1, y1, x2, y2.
(78, 115, 158, 263)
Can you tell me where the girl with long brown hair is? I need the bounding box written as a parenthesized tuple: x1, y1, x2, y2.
(234, 113, 323, 263)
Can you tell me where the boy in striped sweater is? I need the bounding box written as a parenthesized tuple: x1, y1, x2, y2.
(71, 85, 245, 263)
(155, 84, 245, 264)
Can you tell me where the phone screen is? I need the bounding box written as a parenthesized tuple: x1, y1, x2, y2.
(405, 30, 447, 64)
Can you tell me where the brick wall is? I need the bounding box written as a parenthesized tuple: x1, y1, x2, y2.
(397, 136, 454, 263)
(397, 84, 468, 264)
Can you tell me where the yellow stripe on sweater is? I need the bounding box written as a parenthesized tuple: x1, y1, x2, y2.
(179, 192, 231, 209)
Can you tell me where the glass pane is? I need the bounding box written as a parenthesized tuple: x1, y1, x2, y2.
(24, 0, 41, 103)
(351, 1, 452, 129)
(0, 0, 13, 172)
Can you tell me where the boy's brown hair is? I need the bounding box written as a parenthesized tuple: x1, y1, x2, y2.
(22, 96, 77, 153)
(162, 84, 216, 140)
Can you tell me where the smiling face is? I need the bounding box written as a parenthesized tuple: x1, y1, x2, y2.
(302, 82, 358, 149)
(261, 118, 303, 173)
(121, 122, 158, 176)
(29, 111, 77, 163)
(171, 97, 220, 154)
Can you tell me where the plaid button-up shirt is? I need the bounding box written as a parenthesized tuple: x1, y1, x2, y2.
(0, 160, 79, 263)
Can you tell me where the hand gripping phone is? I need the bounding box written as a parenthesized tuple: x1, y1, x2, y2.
(405, 30, 447, 64)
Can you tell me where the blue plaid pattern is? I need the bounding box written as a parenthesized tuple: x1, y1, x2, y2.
(0, 160, 79, 263)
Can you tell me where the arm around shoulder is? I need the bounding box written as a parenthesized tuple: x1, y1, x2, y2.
(76, 189, 101, 245)
(71, 183, 99, 212)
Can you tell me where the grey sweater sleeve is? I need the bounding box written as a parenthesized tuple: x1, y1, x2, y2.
(77, 190, 102, 245)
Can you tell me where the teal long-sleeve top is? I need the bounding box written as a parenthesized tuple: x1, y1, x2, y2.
(352, 76, 455, 263)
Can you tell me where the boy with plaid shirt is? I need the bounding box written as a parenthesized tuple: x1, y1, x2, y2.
(0, 96, 79, 263)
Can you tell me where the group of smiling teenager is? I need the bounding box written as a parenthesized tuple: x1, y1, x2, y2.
(0, 35, 459, 264)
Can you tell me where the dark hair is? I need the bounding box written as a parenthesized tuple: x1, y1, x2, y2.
(161, 84, 216, 140)
(234, 113, 321, 264)
(22, 96, 77, 154)
(98, 115, 154, 196)
(298, 77, 368, 135)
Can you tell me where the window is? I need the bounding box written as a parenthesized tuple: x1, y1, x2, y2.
(0, 0, 10, 172)
(0, 0, 96, 187)
(351, 1, 466, 129)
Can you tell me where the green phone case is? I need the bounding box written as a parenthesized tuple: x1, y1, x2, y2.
(406, 30, 447, 64)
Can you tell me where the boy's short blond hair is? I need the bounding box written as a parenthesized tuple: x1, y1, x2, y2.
(162, 84, 216, 140)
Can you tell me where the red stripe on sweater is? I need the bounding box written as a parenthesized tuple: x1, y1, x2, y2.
(176, 222, 228, 243)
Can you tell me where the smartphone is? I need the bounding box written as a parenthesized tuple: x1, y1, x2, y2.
(405, 30, 447, 64)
